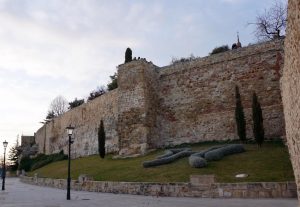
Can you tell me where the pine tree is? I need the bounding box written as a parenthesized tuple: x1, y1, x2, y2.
(125, 48, 132, 63)
(8, 138, 21, 171)
(98, 120, 106, 158)
(252, 92, 265, 147)
(235, 86, 246, 143)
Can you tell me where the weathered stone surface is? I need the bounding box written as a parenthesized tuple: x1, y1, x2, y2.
(117, 60, 159, 155)
(156, 40, 284, 147)
(20, 176, 297, 199)
(281, 0, 300, 201)
(190, 175, 215, 185)
(35, 40, 285, 158)
(35, 90, 119, 158)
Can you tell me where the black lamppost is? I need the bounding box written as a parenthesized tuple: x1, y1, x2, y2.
(2, 140, 8, 191)
(66, 125, 74, 200)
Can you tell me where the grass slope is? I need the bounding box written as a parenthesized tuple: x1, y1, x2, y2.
(30, 141, 294, 183)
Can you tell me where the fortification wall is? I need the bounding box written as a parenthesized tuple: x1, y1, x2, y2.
(154, 40, 285, 147)
(35, 90, 118, 157)
(281, 0, 300, 200)
(35, 39, 285, 157)
(117, 61, 159, 155)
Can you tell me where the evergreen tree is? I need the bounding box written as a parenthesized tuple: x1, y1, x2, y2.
(88, 86, 106, 101)
(252, 92, 265, 147)
(235, 86, 246, 143)
(68, 98, 84, 109)
(98, 120, 106, 158)
(125, 48, 132, 63)
(8, 138, 21, 171)
(46, 110, 55, 119)
(107, 73, 118, 91)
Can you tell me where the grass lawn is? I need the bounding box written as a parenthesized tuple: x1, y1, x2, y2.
(30, 141, 295, 183)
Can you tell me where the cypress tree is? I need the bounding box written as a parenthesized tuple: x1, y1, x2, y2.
(235, 86, 246, 143)
(98, 120, 106, 158)
(125, 48, 132, 63)
(252, 92, 265, 147)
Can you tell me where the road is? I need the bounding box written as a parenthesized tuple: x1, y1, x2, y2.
(0, 178, 298, 207)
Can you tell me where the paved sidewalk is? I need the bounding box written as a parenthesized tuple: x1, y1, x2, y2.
(0, 178, 298, 207)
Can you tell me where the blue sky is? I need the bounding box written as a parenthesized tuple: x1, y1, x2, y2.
(0, 0, 286, 154)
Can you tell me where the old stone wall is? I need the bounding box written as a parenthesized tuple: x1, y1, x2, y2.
(21, 135, 35, 147)
(20, 176, 297, 199)
(117, 60, 159, 155)
(281, 0, 300, 200)
(35, 39, 285, 157)
(35, 90, 118, 158)
(155, 40, 285, 147)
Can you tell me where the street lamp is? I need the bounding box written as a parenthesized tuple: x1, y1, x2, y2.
(2, 140, 8, 191)
(66, 125, 74, 200)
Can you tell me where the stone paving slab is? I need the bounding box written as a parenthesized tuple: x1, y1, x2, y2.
(0, 178, 298, 207)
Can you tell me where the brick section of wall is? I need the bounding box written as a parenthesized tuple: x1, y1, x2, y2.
(117, 60, 159, 155)
(35, 90, 119, 158)
(20, 176, 297, 199)
(281, 0, 300, 200)
(156, 40, 285, 147)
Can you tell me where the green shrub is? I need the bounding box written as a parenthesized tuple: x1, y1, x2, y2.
(189, 156, 207, 168)
(19, 157, 33, 172)
(107, 73, 118, 91)
(19, 152, 67, 172)
(170, 54, 197, 64)
(68, 98, 84, 109)
(210, 45, 229, 55)
(88, 86, 106, 101)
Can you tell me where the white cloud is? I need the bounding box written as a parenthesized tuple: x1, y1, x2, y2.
(0, 0, 273, 154)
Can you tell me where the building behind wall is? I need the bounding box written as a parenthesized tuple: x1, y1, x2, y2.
(34, 39, 285, 158)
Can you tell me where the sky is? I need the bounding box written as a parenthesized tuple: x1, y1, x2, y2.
(0, 0, 286, 155)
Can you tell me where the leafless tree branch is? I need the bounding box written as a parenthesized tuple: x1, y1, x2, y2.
(248, 1, 287, 41)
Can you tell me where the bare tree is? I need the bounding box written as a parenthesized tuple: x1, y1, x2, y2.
(49, 95, 68, 117)
(249, 1, 287, 41)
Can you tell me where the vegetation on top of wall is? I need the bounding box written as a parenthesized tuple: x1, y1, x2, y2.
(46, 111, 55, 119)
(45, 95, 68, 119)
(107, 73, 118, 91)
(87, 86, 106, 101)
(125, 47, 132, 63)
(210, 45, 229, 55)
(248, 1, 287, 41)
(68, 98, 85, 109)
(19, 151, 67, 172)
(170, 54, 198, 65)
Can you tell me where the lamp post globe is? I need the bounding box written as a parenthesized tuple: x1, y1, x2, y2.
(2, 140, 8, 191)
